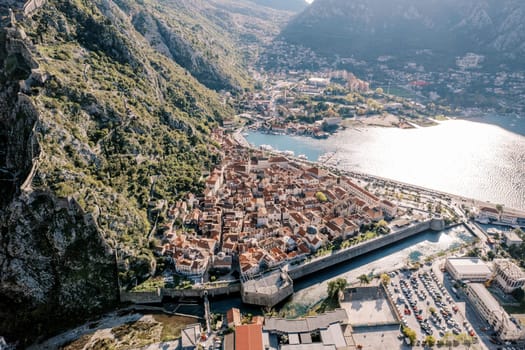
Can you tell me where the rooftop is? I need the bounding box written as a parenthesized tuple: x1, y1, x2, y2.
(503, 230, 523, 242)
(264, 309, 347, 334)
(467, 283, 502, 313)
(235, 324, 263, 350)
(494, 259, 525, 280)
(242, 271, 291, 295)
(446, 257, 492, 276)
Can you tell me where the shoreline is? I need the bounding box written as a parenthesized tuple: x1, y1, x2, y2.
(234, 129, 525, 217)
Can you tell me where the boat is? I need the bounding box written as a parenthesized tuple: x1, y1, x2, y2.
(475, 217, 489, 224)
(297, 154, 308, 160)
(260, 144, 274, 151)
(486, 228, 502, 235)
(281, 150, 294, 157)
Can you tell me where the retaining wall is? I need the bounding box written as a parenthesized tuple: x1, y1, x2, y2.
(121, 219, 443, 304)
(288, 219, 441, 280)
(120, 289, 162, 304)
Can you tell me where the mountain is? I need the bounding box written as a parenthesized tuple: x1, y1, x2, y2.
(0, 0, 292, 346)
(249, 0, 308, 12)
(116, 0, 292, 91)
(279, 0, 525, 68)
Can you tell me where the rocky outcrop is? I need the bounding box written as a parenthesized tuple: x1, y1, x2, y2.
(0, 17, 117, 347)
(0, 19, 39, 207)
(130, 10, 234, 92)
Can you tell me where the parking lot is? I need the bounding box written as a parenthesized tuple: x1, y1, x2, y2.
(385, 267, 479, 346)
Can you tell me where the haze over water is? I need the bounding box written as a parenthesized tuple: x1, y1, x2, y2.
(246, 115, 525, 210)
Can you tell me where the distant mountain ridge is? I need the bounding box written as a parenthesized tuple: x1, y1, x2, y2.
(280, 0, 525, 68)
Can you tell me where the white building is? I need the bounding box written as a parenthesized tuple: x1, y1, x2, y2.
(501, 213, 519, 226)
(257, 206, 268, 227)
(503, 230, 523, 247)
(493, 259, 525, 293)
(380, 199, 398, 218)
(445, 258, 492, 282)
(465, 283, 524, 341)
(478, 207, 500, 221)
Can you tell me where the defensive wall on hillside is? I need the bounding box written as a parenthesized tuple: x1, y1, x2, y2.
(119, 282, 241, 304)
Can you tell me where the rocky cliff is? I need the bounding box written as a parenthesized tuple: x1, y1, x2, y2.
(0, 0, 246, 345)
(0, 6, 119, 345)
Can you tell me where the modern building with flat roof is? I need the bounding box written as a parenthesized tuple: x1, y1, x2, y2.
(493, 259, 525, 293)
(465, 283, 524, 341)
(263, 309, 348, 350)
(445, 257, 492, 282)
(503, 230, 523, 246)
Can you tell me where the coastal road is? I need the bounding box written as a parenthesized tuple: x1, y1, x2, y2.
(465, 221, 489, 244)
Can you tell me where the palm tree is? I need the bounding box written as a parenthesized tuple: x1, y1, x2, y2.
(380, 273, 390, 285)
(358, 274, 371, 285)
(327, 278, 347, 299)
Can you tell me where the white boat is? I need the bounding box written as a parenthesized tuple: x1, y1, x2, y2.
(281, 150, 295, 157)
(475, 217, 489, 224)
(486, 228, 502, 235)
(297, 154, 308, 160)
(260, 144, 274, 151)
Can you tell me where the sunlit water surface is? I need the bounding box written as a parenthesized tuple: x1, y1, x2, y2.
(246, 116, 525, 210)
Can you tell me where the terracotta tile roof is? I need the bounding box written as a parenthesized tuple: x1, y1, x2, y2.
(235, 324, 263, 350)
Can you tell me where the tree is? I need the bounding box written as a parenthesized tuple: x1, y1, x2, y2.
(429, 306, 436, 314)
(327, 278, 348, 299)
(512, 287, 525, 302)
(496, 204, 504, 213)
(375, 87, 384, 94)
(316, 191, 328, 203)
(375, 220, 390, 234)
(466, 247, 480, 257)
(357, 274, 371, 285)
(486, 250, 495, 261)
(424, 335, 436, 346)
(402, 326, 417, 346)
(380, 273, 391, 285)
